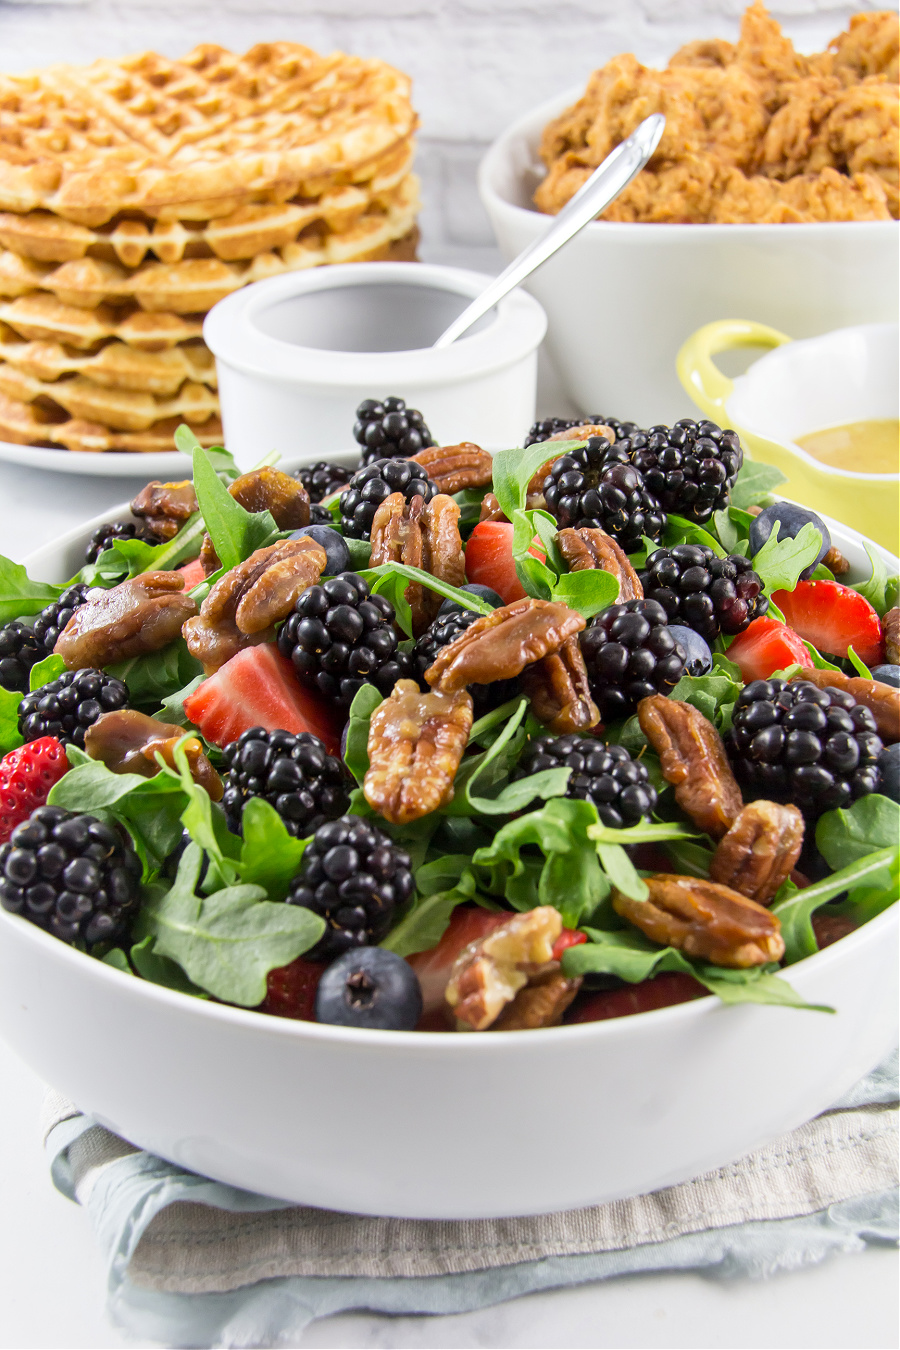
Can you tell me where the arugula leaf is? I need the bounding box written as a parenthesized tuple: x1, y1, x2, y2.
(466, 766, 572, 816)
(444, 698, 529, 815)
(802, 642, 841, 672)
(730, 460, 787, 510)
(343, 684, 383, 785)
(664, 838, 716, 878)
(0, 555, 64, 625)
(237, 797, 308, 902)
(173, 424, 240, 481)
(28, 653, 66, 691)
(365, 562, 495, 618)
(192, 444, 278, 571)
(815, 795, 900, 870)
(663, 515, 726, 558)
(381, 867, 495, 958)
(0, 686, 23, 755)
(101, 948, 132, 974)
(344, 537, 372, 570)
(594, 843, 648, 900)
(712, 509, 741, 554)
(107, 640, 203, 706)
(551, 568, 619, 617)
(852, 543, 892, 617)
(845, 646, 873, 680)
(157, 739, 241, 888)
(667, 671, 742, 729)
(469, 696, 528, 747)
(511, 509, 557, 601)
(491, 441, 584, 522)
(771, 844, 898, 964)
(136, 842, 324, 1005)
(588, 821, 701, 846)
(750, 521, 823, 593)
(129, 934, 209, 996)
(155, 673, 206, 728)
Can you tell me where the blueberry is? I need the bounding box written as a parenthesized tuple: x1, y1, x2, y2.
(748, 503, 831, 578)
(871, 665, 900, 690)
(289, 525, 350, 576)
(667, 624, 711, 676)
(315, 947, 423, 1031)
(877, 744, 900, 803)
(437, 583, 504, 618)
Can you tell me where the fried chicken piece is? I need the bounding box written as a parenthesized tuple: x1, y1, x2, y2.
(730, 0, 808, 110)
(828, 10, 899, 85)
(669, 38, 736, 70)
(714, 165, 890, 222)
(814, 80, 899, 216)
(761, 75, 844, 180)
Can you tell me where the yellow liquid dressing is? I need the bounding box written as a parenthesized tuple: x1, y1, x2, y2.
(794, 420, 900, 475)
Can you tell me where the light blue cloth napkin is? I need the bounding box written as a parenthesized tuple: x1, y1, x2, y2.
(44, 1051, 899, 1350)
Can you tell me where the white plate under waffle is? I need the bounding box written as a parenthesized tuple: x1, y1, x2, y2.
(0, 437, 191, 477)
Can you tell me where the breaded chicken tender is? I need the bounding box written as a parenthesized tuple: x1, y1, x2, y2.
(535, 1, 898, 223)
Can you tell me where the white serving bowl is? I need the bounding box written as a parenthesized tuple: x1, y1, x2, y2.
(205, 263, 547, 470)
(479, 90, 899, 428)
(0, 503, 896, 1220)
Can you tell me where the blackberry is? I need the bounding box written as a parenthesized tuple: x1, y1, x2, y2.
(517, 735, 657, 827)
(0, 804, 141, 946)
(580, 599, 686, 722)
(84, 520, 156, 565)
(639, 545, 767, 643)
(220, 727, 350, 838)
(625, 419, 742, 525)
(353, 396, 435, 466)
(278, 572, 413, 709)
(339, 458, 438, 540)
(287, 814, 414, 960)
(542, 437, 666, 551)
(0, 584, 90, 693)
(728, 678, 883, 817)
(413, 608, 515, 714)
(296, 460, 353, 503)
(18, 668, 129, 749)
(524, 415, 644, 447)
(309, 502, 335, 525)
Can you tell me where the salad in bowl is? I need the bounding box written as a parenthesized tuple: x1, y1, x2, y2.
(0, 400, 897, 1044)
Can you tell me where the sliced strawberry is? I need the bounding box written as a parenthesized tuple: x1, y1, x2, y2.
(176, 558, 207, 589)
(259, 956, 327, 1021)
(0, 736, 68, 844)
(726, 616, 813, 682)
(465, 521, 527, 605)
(183, 644, 342, 754)
(566, 972, 706, 1024)
(551, 928, 587, 960)
(773, 580, 883, 666)
(407, 904, 510, 1029)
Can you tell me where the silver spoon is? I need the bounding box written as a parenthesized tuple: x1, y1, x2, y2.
(433, 112, 665, 350)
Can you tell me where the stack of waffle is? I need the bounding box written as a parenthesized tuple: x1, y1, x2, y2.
(0, 42, 420, 453)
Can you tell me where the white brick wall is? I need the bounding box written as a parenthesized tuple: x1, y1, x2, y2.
(0, 0, 884, 262)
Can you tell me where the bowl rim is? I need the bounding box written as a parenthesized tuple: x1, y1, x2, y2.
(5, 483, 898, 1051)
(727, 321, 900, 482)
(478, 85, 900, 239)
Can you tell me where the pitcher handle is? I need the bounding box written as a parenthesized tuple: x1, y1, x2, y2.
(676, 320, 792, 421)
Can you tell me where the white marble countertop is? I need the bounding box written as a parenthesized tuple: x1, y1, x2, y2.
(0, 378, 896, 1350)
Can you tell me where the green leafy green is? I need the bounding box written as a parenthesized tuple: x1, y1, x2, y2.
(0, 555, 64, 625)
(192, 444, 278, 571)
(174, 425, 241, 481)
(750, 521, 824, 593)
(466, 767, 572, 816)
(815, 794, 900, 870)
(343, 684, 383, 785)
(381, 866, 497, 958)
(101, 948, 132, 974)
(157, 738, 241, 888)
(129, 934, 209, 996)
(551, 567, 619, 617)
(852, 543, 892, 617)
(491, 441, 584, 522)
(343, 537, 372, 570)
(730, 460, 787, 510)
(771, 844, 898, 964)
(594, 843, 648, 900)
(664, 838, 716, 878)
(237, 797, 308, 903)
(444, 698, 530, 815)
(663, 515, 726, 558)
(362, 562, 494, 637)
(155, 673, 205, 728)
(587, 821, 701, 846)
(28, 653, 66, 691)
(107, 640, 203, 706)
(0, 687, 23, 755)
(845, 646, 873, 680)
(667, 670, 742, 730)
(79, 516, 205, 586)
(511, 508, 557, 600)
(136, 842, 324, 1005)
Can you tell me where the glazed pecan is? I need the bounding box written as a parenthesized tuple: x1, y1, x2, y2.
(492, 967, 583, 1031)
(545, 422, 615, 444)
(445, 906, 563, 1031)
(84, 709, 222, 800)
(55, 572, 197, 670)
(479, 491, 506, 523)
(364, 680, 474, 825)
(822, 545, 851, 576)
(369, 491, 466, 635)
(425, 597, 586, 693)
(521, 634, 600, 732)
(613, 875, 785, 968)
(200, 468, 311, 573)
(709, 801, 804, 905)
(788, 667, 899, 743)
(638, 695, 743, 837)
(183, 536, 327, 673)
(556, 526, 643, 601)
(884, 607, 900, 666)
(130, 479, 198, 542)
(410, 443, 493, 494)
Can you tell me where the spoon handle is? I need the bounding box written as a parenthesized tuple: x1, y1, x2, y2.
(433, 113, 665, 351)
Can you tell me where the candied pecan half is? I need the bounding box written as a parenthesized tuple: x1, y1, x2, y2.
(709, 801, 804, 905)
(84, 709, 222, 800)
(822, 545, 851, 576)
(55, 572, 197, 670)
(364, 679, 473, 825)
(425, 597, 586, 693)
(521, 634, 600, 732)
(788, 667, 899, 743)
(410, 443, 493, 494)
(884, 607, 900, 666)
(613, 875, 785, 968)
(130, 479, 199, 542)
(492, 967, 583, 1031)
(370, 492, 465, 635)
(479, 491, 506, 523)
(445, 906, 564, 1030)
(556, 526, 643, 601)
(638, 695, 743, 838)
(184, 537, 327, 674)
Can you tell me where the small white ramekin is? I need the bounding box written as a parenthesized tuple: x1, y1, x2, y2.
(205, 262, 547, 467)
